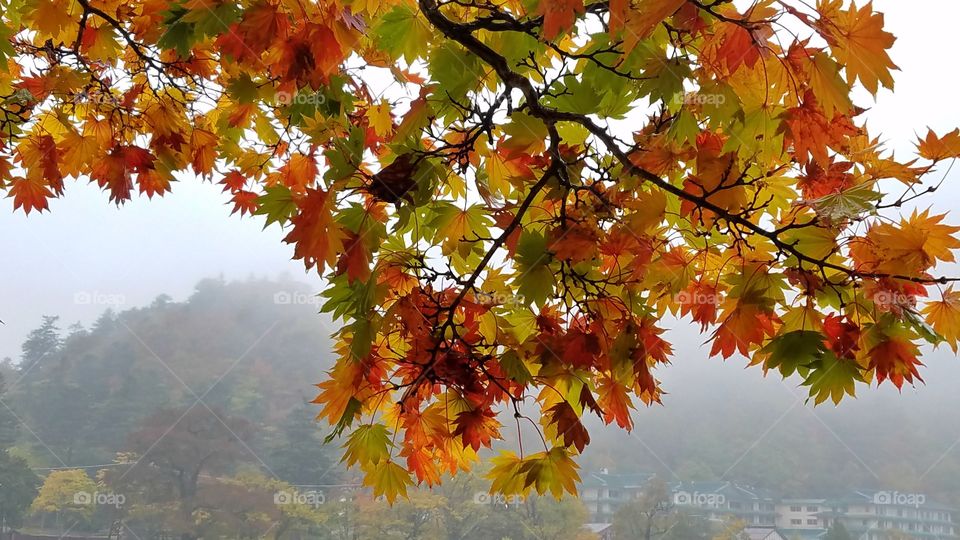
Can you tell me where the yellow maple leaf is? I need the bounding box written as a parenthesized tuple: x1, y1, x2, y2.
(924, 288, 960, 353)
(807, 52, 853, 117)
(818, 1, 897, 94)
(366, 99, 394, 138)
(190, 129, 219, 176)
(24, 0, 78, 42)
(518, 447, 580, 497)
(363, 460, 414, 504)
(917, 128, 960, 161)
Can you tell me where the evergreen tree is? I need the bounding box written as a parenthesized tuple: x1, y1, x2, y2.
(0, 451, 40, 530)
(19, 316, 61, 374)
(824, 520, 853, 540)
(0, 372, 19, 449)
(0, 372, 40, 531)
(269, 401, 340, 487)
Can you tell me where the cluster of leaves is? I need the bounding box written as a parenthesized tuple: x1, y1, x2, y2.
(4, 0, 960, 501)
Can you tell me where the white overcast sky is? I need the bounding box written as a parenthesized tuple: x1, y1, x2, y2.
(1, 0, 960, 361)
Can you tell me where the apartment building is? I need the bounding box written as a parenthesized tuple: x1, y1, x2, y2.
(579, 472, 957, 539)
(580, 469, 656, 523)
(776, 498, 827, 530)
(671, 481, 779, 527)
(820, 490, 957, 539)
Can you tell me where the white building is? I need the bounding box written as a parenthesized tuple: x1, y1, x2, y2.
(822, 490, 957, 539)
(776, 498, 827, 530)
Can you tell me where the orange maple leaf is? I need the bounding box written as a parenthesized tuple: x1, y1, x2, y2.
(283, 188, 346, 271)
(923, 288, 960, 353)
(229, 190, 259, 216)
(868, 337, 923, 389)
(917, 128, 960, 161)
(536, 0, 584, 40)
(8, 176, 53, 215)
(597, 376, 634, 430)
(710, 304, 778, 359)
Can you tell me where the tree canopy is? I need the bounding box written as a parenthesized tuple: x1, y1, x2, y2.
(3, 0, 960, 501)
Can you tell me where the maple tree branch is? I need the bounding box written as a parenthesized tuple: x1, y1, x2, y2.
(418, 0, 960, 286)
(398, 158, 564, 405)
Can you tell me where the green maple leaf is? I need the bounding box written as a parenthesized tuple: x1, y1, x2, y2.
(802, 351, 864, 405)
(254, 186, 297, 228)
(342, 423, 392, 467)
(760, 330, 826, 377)
(375, 5, 433, 63)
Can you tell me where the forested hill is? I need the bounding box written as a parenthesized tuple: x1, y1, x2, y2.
(5, 277, 336, 471)
(6, 277, 960, 506)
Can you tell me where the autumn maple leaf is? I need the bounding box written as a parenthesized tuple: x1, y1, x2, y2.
(336, 232, 372, 283)
(868, 337, 923, 390)
(816, 1, 898, 94)
(923, 288, 960, 352)
(710, 303, 778, 359)
(283, 188, 346, 271)
(536, 0, 585, 40)
(229, 190, 259, 216)
(452, 408, 501, 451)
(597, 376, 635, 430)
(852, 210, 960, 276)
(545, 402, 591, 453)
(917, 128, 960, 161)
(8, 176, 52, 215)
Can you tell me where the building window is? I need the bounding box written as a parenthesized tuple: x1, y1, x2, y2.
(808, 519, 818, 525)
(791, 519, 803, 525)
(791, 506, 802, 512)
(807, 506, 819, 512)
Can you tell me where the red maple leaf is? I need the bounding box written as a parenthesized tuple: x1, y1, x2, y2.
(452, 408, 500, 451)
(868, 338, 923, 389)
(230, 190, 259, 216)
(8, 176, 53, 214)
(336, 232, 372, 283)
